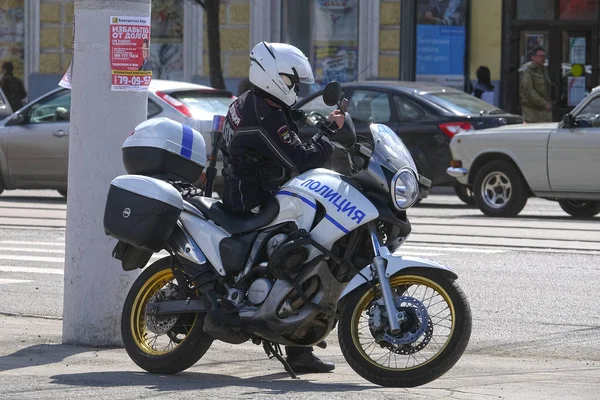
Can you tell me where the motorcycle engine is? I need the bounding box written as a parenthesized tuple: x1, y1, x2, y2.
(247, 277, 273, 306)
(266, 233, 308, 279)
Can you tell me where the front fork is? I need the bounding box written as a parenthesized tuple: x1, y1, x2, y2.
(368, 222, 406, 334)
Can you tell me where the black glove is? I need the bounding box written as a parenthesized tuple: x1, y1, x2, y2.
(290, 109, 306, 122)
(316, 121, 338, 139)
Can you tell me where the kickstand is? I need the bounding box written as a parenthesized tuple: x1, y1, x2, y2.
(262, 341, 299, 379)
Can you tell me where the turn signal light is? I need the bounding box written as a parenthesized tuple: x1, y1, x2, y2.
(450, 160, 463, 168)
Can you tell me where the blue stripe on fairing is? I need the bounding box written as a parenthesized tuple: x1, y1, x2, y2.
(181, 125, 193, 159)
(277, 190, 350, 234)
(278, 190, 316, 209)
(323, 214, 350, 234)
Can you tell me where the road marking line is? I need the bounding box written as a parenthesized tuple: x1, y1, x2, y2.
(0, 278, 33, 284)
(0, 266, 64, 275)
(0, 247, 65, 254)
(401, 245, 505, 254)
(0, 240, 65, 246)
(392, 252, 444, 257)
(0, 255, 64, 263)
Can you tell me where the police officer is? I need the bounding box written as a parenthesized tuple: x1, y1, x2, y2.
(219, 42, 344, 372)
(519, 46, 553, 123)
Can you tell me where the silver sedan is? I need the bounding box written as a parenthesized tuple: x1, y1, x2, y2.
(447, 87, 600, 218)
(0, 79, 234, 196)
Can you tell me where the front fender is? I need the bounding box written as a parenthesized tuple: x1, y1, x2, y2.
(338, 254, 458, 300)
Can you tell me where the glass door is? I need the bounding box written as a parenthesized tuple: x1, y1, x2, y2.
(512, 27, 598, 121)
(556, 30, 596, 120)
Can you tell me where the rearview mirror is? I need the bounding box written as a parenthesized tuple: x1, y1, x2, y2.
(6, 112, 25, 126)
(562, 113, 575, 128)
(322, 81, 342, 107)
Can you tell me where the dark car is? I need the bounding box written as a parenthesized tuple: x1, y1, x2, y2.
(293, 81, 523, 204)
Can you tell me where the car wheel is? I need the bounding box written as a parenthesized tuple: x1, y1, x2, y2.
(558, 200, 600, 218)
(454, 184, 475, 206)
(473, 160, 528, 217)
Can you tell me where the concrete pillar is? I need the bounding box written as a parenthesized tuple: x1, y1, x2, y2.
(63, 0, 151, 346)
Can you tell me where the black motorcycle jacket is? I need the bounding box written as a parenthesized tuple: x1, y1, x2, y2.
(219, 88, 334, 213)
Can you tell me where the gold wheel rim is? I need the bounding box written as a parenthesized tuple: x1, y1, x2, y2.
(350, 275, 456, 371)
(131, 268, 197, 356)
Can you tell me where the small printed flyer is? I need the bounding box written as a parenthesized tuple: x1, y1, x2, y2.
(110, 16, 152, 92)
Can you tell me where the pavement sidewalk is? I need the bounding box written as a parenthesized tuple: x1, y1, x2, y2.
(0, 313, 598, 399)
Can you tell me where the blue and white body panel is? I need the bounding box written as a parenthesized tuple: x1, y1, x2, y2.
(272, 168, 379, 260)
(179, 168, 379, 275)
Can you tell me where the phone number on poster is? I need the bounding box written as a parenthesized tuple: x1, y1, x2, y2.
(114, 75, 151, 86)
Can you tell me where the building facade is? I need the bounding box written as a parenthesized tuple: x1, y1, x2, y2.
(2, 0, 596, 120)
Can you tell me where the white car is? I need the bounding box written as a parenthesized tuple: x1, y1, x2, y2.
(447, 88, 600, 218)
(0, 79, 235, 196)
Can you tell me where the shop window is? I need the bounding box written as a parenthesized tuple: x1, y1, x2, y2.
(0, 1, 25, 80)
(282, 0, 359, 91)
(151, 0, 184, 81)
(517, 0, 554, 20)
(560, 0, 599, 20)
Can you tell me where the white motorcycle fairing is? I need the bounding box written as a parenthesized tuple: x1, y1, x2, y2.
(338, 247, 457, 300)
(271, 168, 379, 259)
(176, 167, 380, 276)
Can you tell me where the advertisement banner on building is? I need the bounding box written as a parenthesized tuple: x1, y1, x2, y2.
(311, 0, 358, 88)
(415, 0, 468, 90)
(110, 16, 152, 92)
(568, 76, 586, 106)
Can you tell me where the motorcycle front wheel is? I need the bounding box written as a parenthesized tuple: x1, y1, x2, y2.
(338, 268, 472, 387)
(121, 257, 214, 374)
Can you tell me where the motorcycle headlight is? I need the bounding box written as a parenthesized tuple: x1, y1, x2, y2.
(391, 168, 419, 210)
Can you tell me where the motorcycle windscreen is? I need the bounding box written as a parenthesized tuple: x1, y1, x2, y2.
(370, 123, 418, 173)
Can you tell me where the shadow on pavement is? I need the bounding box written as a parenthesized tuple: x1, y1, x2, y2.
(0, 344, 110, 372)
(49, 370, 376, 393)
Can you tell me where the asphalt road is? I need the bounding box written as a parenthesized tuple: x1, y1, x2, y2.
(0, 189, 599, 398)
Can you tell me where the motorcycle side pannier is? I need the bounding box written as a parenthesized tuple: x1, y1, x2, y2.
(122, 117, 207, 183)
(103, 175, 183, 252)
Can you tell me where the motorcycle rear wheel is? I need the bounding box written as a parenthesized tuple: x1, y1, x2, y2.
(338, 268, 471, 387)
(121, 257, 213, 374)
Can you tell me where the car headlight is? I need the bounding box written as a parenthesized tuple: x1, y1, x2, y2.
(391, 168, 419, 210)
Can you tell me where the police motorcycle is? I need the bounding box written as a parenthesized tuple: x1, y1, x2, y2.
(102, 81, 472, 388)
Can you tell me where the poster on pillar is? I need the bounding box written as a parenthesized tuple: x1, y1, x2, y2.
(110, 16, 152, 92)
(415, 0, 468, 90)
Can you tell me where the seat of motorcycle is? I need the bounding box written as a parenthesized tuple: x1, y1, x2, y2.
(186, 196, 280, 235)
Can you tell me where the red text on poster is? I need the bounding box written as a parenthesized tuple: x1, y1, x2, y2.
(110, 16, 152, 92)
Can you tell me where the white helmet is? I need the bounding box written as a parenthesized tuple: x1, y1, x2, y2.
(249, 42, 315, 106)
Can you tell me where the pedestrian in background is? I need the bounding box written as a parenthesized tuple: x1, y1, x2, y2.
(519, 46, 553, 123)
(472, 66, 495, 105)
(0, 61, 27, 112)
